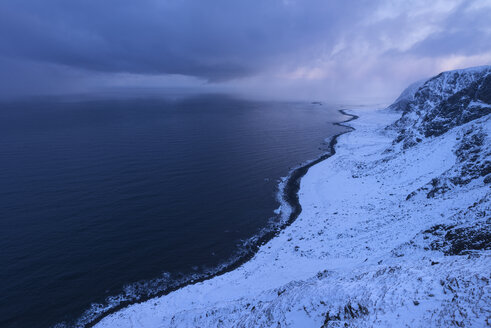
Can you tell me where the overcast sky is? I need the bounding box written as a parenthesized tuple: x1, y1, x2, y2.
(1, 0, 490, 103)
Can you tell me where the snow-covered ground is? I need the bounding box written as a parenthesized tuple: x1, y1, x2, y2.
(94, 67, 490, 327)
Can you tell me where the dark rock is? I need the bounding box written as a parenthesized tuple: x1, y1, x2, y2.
(389, 66, 491, 147)
(424, 221, 491, 256)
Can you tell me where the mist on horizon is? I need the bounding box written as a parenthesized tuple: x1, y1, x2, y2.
(1, 0, 490, 103)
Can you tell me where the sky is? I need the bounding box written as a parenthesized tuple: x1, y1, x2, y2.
(1, 0, 490, 103)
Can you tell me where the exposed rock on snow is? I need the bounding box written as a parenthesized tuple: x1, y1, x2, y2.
(390, 65, 491, 149)
(93, 66, 490, 328)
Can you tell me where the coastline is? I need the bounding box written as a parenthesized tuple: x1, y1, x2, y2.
(82, 109, 358, 328)
(93, 104, 490, 327)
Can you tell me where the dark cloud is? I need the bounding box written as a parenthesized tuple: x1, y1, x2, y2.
(0, 0, 367, 81)
(0, 0, 490, 101)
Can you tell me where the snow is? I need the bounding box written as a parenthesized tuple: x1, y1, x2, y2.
(427, 65, 490, 96)
(469, 100, 491, 109)
(93, 104, 490, 328)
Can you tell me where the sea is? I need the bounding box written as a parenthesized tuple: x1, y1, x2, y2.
(0, 93, 348, 327)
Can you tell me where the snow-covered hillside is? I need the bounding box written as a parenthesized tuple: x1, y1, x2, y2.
(390, 65, 491, 147)
(93, 66, 490, 328)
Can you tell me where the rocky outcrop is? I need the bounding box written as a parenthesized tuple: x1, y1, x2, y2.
(390, 66, 491, 149)
(387, 67, 491, 200)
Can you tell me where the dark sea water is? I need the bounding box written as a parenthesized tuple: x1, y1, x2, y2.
(0, 94, 347, 327)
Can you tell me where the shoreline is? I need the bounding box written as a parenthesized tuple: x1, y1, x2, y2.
(93, 105, 489, 327)
(83, 109, 358, 328)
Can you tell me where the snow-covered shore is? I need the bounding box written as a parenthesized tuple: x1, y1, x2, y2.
(94, 68, 490, 327)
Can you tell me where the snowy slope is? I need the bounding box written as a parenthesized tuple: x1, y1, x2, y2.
(92, 67, 490, 328)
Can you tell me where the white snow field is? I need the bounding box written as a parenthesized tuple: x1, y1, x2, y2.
(94, 68, 490, 328)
